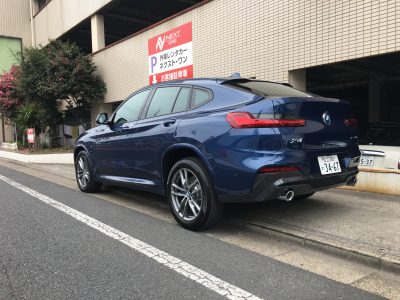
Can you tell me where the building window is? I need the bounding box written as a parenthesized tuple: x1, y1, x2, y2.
(0, 36, 21, 72)
(38, 0, 50, 11)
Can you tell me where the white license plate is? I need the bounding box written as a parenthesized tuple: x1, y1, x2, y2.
(359, 155, 375, 167)
(318, 155, 341, 175)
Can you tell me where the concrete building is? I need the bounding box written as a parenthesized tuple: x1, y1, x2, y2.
(0, 0, 32, 142)
(1, 0, 400, 145)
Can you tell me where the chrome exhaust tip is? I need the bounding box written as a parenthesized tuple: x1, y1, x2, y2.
(279, 189, 295, 202)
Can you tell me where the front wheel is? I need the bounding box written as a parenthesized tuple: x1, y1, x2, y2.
(75, 151, 102, 193)
(167, 158, 223, 231)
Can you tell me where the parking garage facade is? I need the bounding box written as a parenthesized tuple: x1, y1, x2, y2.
(1, 0, 400, 146)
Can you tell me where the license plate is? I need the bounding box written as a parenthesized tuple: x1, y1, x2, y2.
(318, 155, 341, 175)
(359, 155, 375, 167)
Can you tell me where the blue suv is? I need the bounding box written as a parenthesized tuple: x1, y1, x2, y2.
(74, 78, 360, 230)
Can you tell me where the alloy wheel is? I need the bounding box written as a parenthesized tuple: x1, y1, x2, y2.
(76, 156, 90, 189)
(170, 168, 203, 222)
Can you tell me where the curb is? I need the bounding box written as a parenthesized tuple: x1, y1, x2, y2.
(228, 217, 400, 275)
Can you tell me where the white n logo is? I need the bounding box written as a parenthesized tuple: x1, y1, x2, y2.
(156, 36, 165, 51)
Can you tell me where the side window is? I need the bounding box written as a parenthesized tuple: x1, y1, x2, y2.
(146, 87, 180, 118)
(191, 88, 211, 109)
(113, 90, 150, 125)
(172, 87, 191, 113)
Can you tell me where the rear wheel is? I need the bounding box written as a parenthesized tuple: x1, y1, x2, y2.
(167, 158, 223, 231)
(75, 151, 102, 193)
(293, 192, 315, 201)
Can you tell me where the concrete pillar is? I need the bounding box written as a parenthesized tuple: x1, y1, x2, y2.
(289, 69, 306, 91)
(30, 0, 37, 46)
(369, 80, 381, 123)
(31, 0, 39, 15)
(91, 103, 113, 128)
(91, 14, 105, 53)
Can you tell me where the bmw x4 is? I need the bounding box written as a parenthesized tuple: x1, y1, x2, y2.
(74, 78, 360, 230)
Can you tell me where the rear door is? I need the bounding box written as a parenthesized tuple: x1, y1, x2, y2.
(128, 85, 192, 185)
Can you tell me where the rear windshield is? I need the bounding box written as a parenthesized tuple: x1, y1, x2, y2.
(223, 80, 312, 98)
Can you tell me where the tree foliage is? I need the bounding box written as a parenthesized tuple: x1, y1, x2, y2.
(0, 66, 21, 119)
(15, 102, 47, 134)
(17, 40, 106, 129)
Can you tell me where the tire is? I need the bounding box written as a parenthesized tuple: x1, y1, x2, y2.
(167, 158, 223, 231)
(293, 192, 315, 201)
(75, 151, 102, 193)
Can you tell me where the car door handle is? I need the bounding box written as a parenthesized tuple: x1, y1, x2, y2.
(163, 119, 176, 127)
(119, 125, 130, 134)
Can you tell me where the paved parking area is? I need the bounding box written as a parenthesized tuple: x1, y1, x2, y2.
(4, 160, 400, 273)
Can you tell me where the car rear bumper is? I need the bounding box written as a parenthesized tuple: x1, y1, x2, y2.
(218, 168, 359, 203)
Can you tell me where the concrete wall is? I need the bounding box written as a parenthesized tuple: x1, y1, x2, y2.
(33, 0, 112, 47)
(341, 169, 400, 196)
(0, 117, 15, 143)
(0, 0, 32, 47)
(91, 0, 400, 102)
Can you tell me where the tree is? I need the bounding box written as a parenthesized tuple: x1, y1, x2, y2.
(17, 40, 106, 129)
(0, 66, 21, 143)
(0, 65, 21, 119)
(17, 45, 60, 137)
(47, 40, 106, 128)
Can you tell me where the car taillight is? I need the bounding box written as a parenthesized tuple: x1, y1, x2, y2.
(258, 166, 299, 173)
(344, 118, 358, 127)
(226, 112, 305, 128)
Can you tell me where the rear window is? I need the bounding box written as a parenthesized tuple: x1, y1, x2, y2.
(191, 88, 212, 108)
(223, 80, 312, 98)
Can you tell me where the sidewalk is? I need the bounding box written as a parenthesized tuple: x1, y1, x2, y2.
(1, 158, 400, 274)
(226, 190, 400, 273)
(0, 149, 73, 164)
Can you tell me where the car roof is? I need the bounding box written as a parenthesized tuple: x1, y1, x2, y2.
(149, 77, 287, 87)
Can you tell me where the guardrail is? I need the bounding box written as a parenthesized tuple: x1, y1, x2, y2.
(1, 142, 18, 151)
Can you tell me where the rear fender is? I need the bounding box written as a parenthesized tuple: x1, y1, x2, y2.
(162, 143, 216, 186)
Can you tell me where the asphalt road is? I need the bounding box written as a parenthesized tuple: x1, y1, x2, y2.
(0, 164, 383, 299)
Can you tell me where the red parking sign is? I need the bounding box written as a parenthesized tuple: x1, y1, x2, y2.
(148, 22, 193, 84)
(27, 128, 35, 144)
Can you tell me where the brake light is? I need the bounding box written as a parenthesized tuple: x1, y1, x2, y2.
(259, 166, 299, 173)
(226, 112, 305, 128)
(344, 118, 358, 127)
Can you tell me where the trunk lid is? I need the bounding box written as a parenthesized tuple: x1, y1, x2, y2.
(272, 97, 358, 150)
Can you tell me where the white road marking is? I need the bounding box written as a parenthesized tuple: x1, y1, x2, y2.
(0, 174, 263, 300)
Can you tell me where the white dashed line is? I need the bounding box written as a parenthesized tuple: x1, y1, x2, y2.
(0, 174, 263, 300)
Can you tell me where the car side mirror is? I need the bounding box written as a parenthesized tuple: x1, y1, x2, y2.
(96, 113, 109, 125)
